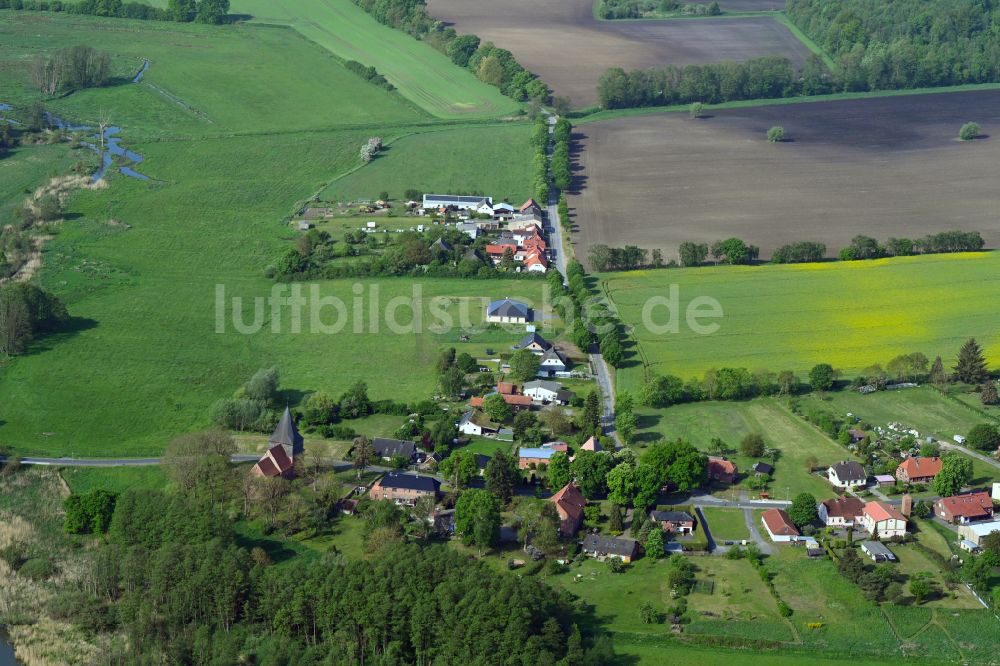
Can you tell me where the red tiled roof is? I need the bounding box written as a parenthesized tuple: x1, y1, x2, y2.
(864, 501, 906, 523)
(486, 244, 514, 256)
(821, 496, 864, 519)
(707, 457, 737, 475)
(762, 509, 799, 537)
(936, 492, 994, 519)
(897, 456, 942, 478)
(497, 382, 517, 395)
(471, 393, 532, 408)
(550, 483, 586, 522)
(519, 199, 539, 212)
(255, 457, 279, 477)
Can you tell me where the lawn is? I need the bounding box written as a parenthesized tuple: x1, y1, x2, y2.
(603, 252, 1000, 392)
(698, 507, 749, 541)
(60, 466, 170, 494)
(228, 0, 521, 119)
(637, 398, 861, 499)
(322, 124, 534, 204)
(0, 142, 88, 222)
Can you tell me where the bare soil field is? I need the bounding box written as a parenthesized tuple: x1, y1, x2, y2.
(570, 90, 1000, 264)
(427, 0, 811, 107)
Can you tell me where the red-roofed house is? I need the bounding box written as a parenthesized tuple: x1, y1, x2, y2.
(707, 457, 737, 484)
(486, 243, 516, 261)
(522, 234, 547, 253)
(761, 509, 800, 542)
(895, 456, 942, 484)
(523, 250, 548, 273)
(497, 382, 518, 395)
(519, 198, 540, 214)
(861, 501, 907, 538)
(935, 492, 994, 524)
(550, 482, 586, 536)
(469, 393, 533, 410)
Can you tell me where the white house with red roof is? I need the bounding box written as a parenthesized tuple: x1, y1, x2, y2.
(861, 501, 907, 538)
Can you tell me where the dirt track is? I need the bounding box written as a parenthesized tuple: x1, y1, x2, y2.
(427, 0, 811, 107)
(569, 90, 1000, 264)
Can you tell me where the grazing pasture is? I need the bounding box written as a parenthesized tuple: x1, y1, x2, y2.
(603, 252, 1000, 384)
(572, 90, 1000, 260)
(427, 0, 811, 107)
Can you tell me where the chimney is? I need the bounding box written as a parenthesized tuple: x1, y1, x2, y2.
(900, 494, 913, 518)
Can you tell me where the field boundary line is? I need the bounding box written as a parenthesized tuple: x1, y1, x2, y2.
(773, 13, 837, 71)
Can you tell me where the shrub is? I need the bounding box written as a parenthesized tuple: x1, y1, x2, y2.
(959, 122, 980, 141)
(767, 126, 785, 143)
(777, 601, 793, 617)
(19, 557, 56, 581)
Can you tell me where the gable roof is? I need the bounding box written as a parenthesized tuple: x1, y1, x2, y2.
(255, 444, 293, 478)
(516, 332, 550, 350)
(762, 508, 799, 536)
(752, 462, 774, 475)
(519, 198, 539, 212)
(821, 496, 865, 518)
(497, 381, 518, 395)
(550, 483, 586, 523)
(487, 298, 529, 318)
(583, 533, 638, 557)
(650, 510, 694, 523)
(830, 461, 867, 482)
(523, 379, 561, 393)
(897, 456, 942, 478)
(378, 472, 440, 493)
(430, 237, 453, 252)
(860, 541, 896, 559)
(270, 407, 304, 457)
(708, 456, 737, 475)
(519, 447, 557, 460)
(539, 347, 566, 365)
(864, 500, 907, 523)
(372, 438, 416, 459)
(936, 492, 993, 518)
(462, 247, 484, 262)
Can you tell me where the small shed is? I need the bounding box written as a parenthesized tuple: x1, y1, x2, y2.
(874, 474, 896, 487)
(860, 541, 896, 562)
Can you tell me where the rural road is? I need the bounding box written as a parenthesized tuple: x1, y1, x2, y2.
(693, 506, 718, 552)
(939, 441, 1000, 470)
(545, 112, 620, 448)
(690, 494, 792, 510)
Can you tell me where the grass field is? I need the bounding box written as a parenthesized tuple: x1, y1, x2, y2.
(637, 398, 861, 498)
(322, 124, 534, 203)
(699, 507, 749, 541)
(227, 0, 520, 119)
(0, 11, 541, 456)
(60, 466, 169, 494)
(605, 252, 1000, 387)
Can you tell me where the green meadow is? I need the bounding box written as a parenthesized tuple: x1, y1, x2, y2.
(0, 10, 537, 456)
(603, 252, 1000, 392)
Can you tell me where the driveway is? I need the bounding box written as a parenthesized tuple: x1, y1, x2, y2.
(743, 507, 773, 555)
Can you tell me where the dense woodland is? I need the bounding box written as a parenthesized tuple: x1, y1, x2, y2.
(788, 0, 1000, 91)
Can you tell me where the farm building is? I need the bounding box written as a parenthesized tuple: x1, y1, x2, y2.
(486, 298, 531, 324)
(895, 456, 942, 483)
(456, 410, 499, 437)
(423, 194, 493, 211)
(861, 501, 907, 539)
(522, 380, 573, 404)
(752, 462, 774, 477)
(761, 509, 799, 542)
(958, 520, 1000, 546)
(934, 491, 994, 524)
(827, 461, 867, 489)
(549, 483, 586, 536)
(818, 496, 864, 527)
(582, 534, 640, 563)
(860, 541, 896, 562)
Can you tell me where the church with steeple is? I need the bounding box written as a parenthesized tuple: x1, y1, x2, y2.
(251, 406, 304, 479)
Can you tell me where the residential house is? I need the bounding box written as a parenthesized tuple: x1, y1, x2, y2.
(761, 509, 800, 542)
(934, 491, 995, 524)
(469, 392, 533, 411)
(649, 510, 696, 534)
(430, 237, 452, 253)
(958, 520, 1000, 546)
(511, 223, 543, 244)
(523, 380, 574, 405)
(860, 541, 896, 562)
(455, 222, 479, 241)
(457, 410, 498, 437)
(828, 461, 867, 490)
(485, 241, 518, 262)
(370, 472, 440, 505)
(371, 438, 417, 463)
(514, 332, 551, 354)
(523, 250, 548, 273)
(423, 194, 492, 211)
(861, 501, 907, 539)
(537, 347, 568, 377)
(895, 456, 942, 484)
(549, 482, 586, 536)
(818, 496, 865, 527)
(486, 298, 530, 324)
(518, 446, 558, 469)
(474, 199, 494, 216)
(519, 198, 542, 216)
(252, 407, 304, 479)
(493, 202, 515, 215)
(707, 457, 737, 484)
(580, 436, 602, 453)
(582, 534, 640, 563)
(752, 462, 774, 477)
